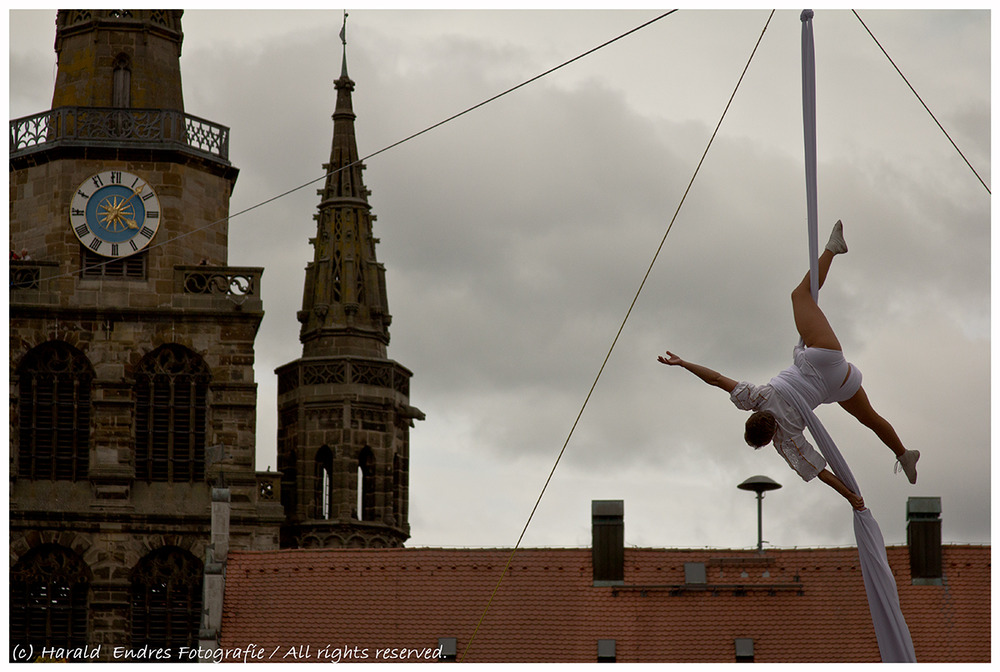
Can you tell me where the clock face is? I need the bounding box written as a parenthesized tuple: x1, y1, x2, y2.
(69, 170, 161, 257)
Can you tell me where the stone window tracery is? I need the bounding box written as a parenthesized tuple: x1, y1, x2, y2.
(134, 345, 209, 483)
(17, 341, 93, 481)
(10, 545, 91, 660)
(130, 547, 202, 661)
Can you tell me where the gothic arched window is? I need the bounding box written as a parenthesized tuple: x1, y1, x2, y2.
(315, 446, 334, 520)
(134, 345, 209, 483)
(112, 53, 132, 108)
(17, 341, 93, 481)
(10, 545, 92, 660)
(357, 447, 375, 522)
(392, 453, 403, 523)
(130, 547, 202, 661)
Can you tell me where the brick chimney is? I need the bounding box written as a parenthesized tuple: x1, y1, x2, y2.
(592, 500, 624, 586)
(906, 496, 942, 585)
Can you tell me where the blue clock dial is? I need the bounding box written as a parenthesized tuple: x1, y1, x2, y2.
(70, 171, 161, 257)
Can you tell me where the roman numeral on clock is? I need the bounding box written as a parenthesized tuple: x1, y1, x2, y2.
(139, 226, 155, 238)
(75, 224, 90, 238)
(89, 238, 102, 251)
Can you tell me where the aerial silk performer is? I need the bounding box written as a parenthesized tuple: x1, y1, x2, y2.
(796, 10, 917, 662)
(656, 11, 918, 663)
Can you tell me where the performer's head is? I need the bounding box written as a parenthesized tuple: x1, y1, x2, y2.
(744, 411, 776, 448)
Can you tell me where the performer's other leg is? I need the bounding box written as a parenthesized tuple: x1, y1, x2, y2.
(838, 387, 905, 457)
(840, 385, 920, 484)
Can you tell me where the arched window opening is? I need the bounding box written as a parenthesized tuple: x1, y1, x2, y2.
(315, 446, 334, 520)
(392, 454, 402, 523)
(280, 449, 298, 515)
(134, 345, 209, 483)
(10, 545, 92, 661)
(130, 547, 202, 662)
(357, 448, 375, 522)
(17, 341, 93, 481)
(112, 53, 132, 108)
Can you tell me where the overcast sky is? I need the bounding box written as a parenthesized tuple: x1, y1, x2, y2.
(9, 8, 991, 551)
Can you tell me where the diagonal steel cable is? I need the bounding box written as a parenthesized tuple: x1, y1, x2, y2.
(458, 9, 776, 663)
(852, 9, 990, 194)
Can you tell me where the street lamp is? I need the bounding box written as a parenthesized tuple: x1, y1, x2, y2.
(737, 475, 782, 553)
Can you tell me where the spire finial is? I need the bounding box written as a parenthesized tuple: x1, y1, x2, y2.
(339, 11, 349, 79)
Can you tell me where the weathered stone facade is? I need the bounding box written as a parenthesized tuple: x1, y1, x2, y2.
(9, 10, 280, 662)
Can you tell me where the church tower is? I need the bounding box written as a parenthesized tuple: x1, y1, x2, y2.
(276, 25, 423, 549)
(9, 10, 282, 661)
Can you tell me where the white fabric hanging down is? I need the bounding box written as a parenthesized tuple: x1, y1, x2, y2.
(798, 10, 916, 663)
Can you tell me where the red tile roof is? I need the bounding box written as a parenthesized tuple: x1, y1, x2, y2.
(220, 544, 988, 663)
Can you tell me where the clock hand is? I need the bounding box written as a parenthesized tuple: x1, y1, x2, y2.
(119, 183, 145, 210)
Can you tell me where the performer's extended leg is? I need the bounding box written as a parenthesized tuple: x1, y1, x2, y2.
(790, 222, 844, 350)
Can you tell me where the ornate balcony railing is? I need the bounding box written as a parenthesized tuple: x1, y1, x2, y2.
(10, 106, 230, 162)
(180, 266, 260, 298)
(9, 260, 60, 292)
(277, 357, 412, 397)
(174, 265, 263, 312)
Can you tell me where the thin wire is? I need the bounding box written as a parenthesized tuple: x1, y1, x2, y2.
(852, 9, 990, 194)
(458, 9, 776, 663)
(35, 10, 679, 284)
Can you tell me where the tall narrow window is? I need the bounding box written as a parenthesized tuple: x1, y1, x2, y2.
(11, 545, 92, 660)
(392, 454, 402, 523)
(357, 448, 375, 522)
(112, 53, 131, 108)
(315, 446, 334, 520)
(130, 547, 202, 662)
(17, 341, 93, 481)
(134, 345, 209, 483)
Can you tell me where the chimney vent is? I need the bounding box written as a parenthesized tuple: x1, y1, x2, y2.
(684, 561, 707, 585)
(906, 496, 942, 585)
(592, 500, 624, 586)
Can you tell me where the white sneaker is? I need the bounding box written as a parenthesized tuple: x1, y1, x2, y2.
(894, 449, 919, 484)
(825, 219, 848, 254)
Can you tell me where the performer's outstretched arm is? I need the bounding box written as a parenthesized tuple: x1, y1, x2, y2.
(818, 469, 866, 510)
(658, 351, 737, 394)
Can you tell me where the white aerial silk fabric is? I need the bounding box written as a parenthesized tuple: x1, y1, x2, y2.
(798, 10, 916, 663)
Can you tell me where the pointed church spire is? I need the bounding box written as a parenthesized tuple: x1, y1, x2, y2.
(297, 16, 391, 358)
(277, 17, 420, 550)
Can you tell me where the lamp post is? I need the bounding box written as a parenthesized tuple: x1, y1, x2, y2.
(737, 475, 782, 553)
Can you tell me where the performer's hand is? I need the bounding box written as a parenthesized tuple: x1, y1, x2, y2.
(657, 351, 683, 366)
(847, 492, 866, 511)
